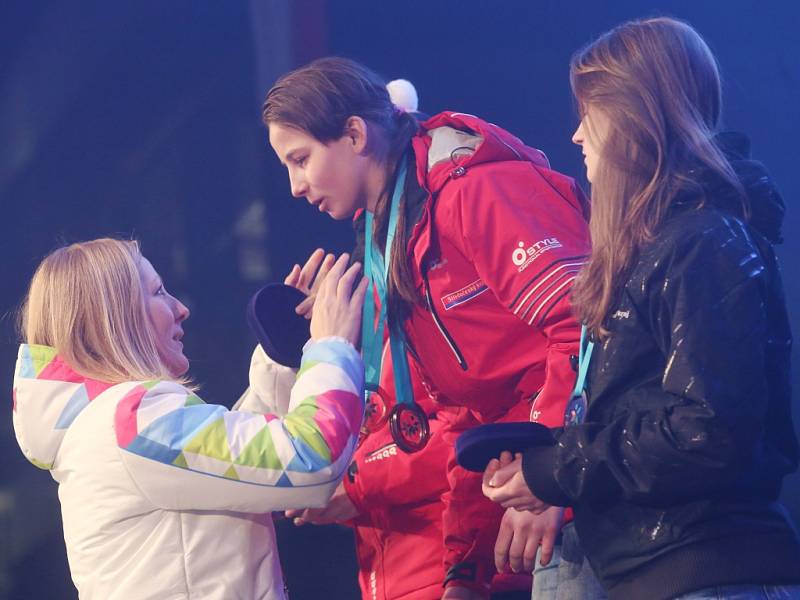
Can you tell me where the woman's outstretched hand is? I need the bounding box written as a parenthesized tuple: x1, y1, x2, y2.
(310, 253, 368, 346)
(284, 248, 336, 319)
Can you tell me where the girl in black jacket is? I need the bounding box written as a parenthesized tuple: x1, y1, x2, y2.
(482, 17, 800, 600)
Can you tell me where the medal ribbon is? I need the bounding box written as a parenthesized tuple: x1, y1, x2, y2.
(571, 325, 594, 400)
(361, 159, 414, 406)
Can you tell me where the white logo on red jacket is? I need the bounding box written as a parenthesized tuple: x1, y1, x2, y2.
(369, 571, 377, 600)
(513, 238, 563, 272)
(364, 443, 399, 464)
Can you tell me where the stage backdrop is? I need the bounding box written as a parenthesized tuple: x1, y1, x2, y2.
(0, 1, 797, 598)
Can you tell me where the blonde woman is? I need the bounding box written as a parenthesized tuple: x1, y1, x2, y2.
(483, 17, 800, 600)
(12, 238, 367, 600)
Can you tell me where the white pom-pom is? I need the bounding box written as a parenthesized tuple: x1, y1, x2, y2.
(387, 78, 418, 113)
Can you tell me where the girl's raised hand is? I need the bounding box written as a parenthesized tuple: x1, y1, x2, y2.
(284, 248, 336, 319)
(310, 253, 368, 346)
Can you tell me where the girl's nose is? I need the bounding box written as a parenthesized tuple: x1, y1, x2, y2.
(572, 120, 585, 145)
(290, 173, 308, 198)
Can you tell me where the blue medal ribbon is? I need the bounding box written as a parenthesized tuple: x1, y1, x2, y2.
(565, 325, 594, 426)
(361, 159, 414, 406)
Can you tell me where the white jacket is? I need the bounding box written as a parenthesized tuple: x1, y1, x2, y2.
(12, 338, 364, 599)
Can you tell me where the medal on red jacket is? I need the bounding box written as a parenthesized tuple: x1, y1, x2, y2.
(389, 402, 430, 452)
(357, 386, 391, 448)
(362, 385, 390, 434)
(362, 158, 430, 452)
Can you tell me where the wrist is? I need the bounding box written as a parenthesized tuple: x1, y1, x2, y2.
(304, 336, 355, 349)
(521, 444, 570, 507)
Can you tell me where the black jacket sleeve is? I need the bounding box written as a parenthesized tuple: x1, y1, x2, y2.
(523, 216, 783, 508)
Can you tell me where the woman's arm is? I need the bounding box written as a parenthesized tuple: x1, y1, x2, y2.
(116, 255, 368, 513)
(523, 219, 785, 507)
(115, 337, 364, 512)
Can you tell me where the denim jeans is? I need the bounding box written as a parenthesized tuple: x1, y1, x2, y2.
(531, 542, 560, 599)
(534, 523, 799, 600)
(672, 584, 800, 600)
(531, 522, 607, 600)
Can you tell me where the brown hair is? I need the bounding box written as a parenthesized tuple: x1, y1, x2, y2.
(20, 238, 182, 384)
(263, 57, 421, 321)
(569, 17, 746, 337)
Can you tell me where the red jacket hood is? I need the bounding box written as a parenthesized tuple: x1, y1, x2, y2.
(413, 111, 550, 194)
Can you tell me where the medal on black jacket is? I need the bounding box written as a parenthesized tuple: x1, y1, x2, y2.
(362, 159, 430, 452)
(565, 326, 594, 426)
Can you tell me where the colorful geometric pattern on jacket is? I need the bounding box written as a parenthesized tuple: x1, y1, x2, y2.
(114, 339, 364, 488)
(15, 345, 114, 414)
(13, 344, 114, 469)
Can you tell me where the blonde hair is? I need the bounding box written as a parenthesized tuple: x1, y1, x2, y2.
(20, 238, 180, 384)
(569, 17, 746, 337)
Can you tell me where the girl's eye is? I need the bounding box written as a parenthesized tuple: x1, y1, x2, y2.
(156, 285, 166, 296)
(295, 156, 308, 167)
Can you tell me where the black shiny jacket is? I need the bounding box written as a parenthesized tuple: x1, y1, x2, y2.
(523, 135, 800, 600)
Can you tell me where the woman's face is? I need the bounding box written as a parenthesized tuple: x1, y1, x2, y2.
(572, 105, 610, 183)
(269, 123, 369, 220)
(138, 257, 190, 377)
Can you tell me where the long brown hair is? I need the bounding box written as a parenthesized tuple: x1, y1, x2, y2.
(262, 57, 421, 321)
(570, 17, 746, 337)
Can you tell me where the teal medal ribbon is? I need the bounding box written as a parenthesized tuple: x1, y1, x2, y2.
(361, 159, 429, 452)
(564, 325, 594, 426)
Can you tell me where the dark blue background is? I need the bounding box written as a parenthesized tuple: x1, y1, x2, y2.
(1, 1, 797, 598)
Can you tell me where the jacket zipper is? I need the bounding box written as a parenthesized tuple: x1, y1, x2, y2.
(422, 273, 468, 371)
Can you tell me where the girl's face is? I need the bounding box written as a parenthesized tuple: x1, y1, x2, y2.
(138, 257, 190, 377)
(269, 123, 369, 220)
(572, 105, 610, 183)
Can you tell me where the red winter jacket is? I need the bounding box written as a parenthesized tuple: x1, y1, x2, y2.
(343, 345, 531, 600)
(400, 112, 590, 595)
(343, 349, 451, 600)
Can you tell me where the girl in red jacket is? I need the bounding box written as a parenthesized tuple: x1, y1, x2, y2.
(264, 57, 591, 600)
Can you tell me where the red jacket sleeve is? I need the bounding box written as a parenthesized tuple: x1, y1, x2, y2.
(457, 164, 589, 427)
(439, 406, 504, 597)
(343, 346, 450, 511)
(343, 417, 449, 512)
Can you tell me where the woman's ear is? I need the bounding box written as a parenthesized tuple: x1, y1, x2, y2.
(343, 116, 369, 154)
